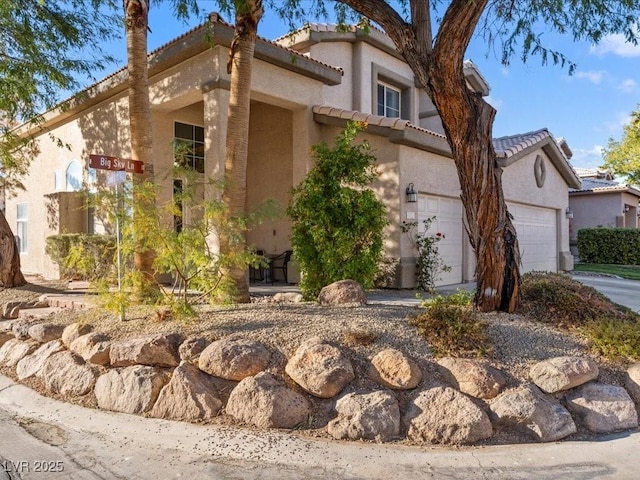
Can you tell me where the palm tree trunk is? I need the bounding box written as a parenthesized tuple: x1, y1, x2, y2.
(124, 0, 156, 298)
(220, 0, 263, 303)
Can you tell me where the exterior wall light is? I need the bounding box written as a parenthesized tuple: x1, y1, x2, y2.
(406, 183, 418, 203)
(623, 205, 630, 214)
(565, 207, 573, 219)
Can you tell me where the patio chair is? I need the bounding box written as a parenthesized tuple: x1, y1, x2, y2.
(269, 250, 293, 283)
(249, 250, 265, 282)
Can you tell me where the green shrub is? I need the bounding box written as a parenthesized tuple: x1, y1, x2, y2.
(288, 122, 388, 299)
(581, 317, 640, 361)
(45, 233, 116, 280)
(577, 228, 640, 265)
(518, 272, 637, 327)
(519, 271, 640, 360)
(410, 291, 489, 358)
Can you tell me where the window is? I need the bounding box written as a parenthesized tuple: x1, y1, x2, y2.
(16, 203, 27, 253)
(66, 160, 83, 191)
(377, 82, 401, 118)
(174, 122, 205, 173)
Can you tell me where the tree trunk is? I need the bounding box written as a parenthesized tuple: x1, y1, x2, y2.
(220, 1, 263, 303)
(0, 211, 26, 287)
(125, 0, 156, 298)
(340, 0, 520, 312)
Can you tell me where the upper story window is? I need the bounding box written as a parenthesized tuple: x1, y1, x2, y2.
(377, 82, 401, 118)
(174, 122, 205, 173)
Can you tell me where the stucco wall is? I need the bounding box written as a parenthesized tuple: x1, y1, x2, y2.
(246, 102, 294, 257)
(569, 192, 622, 242)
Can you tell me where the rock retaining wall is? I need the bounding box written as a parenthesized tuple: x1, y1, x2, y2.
(0, 318, 638, 446)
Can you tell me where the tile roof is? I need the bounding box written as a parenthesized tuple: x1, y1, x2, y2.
(493, 129, 551, 158)
(311, 106, 447, 140)
(569, 177, 640, 197)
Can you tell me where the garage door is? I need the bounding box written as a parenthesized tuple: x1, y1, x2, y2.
(418, 195, 463, 286)
(508, 203, 557, 273)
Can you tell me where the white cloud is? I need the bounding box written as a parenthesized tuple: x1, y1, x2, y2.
(618, 78, 637, 93)
(574, 70, 606, 84)
(590, 33, 640, 57)
(571, 145, 605, 169)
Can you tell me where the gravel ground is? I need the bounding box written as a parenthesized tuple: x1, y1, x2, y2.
(0, 277, 632, 446)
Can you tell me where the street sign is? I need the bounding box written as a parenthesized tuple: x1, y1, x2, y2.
(89, 154, 145, 174)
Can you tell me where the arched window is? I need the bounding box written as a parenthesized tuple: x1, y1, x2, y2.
(66, 160, 83, 191)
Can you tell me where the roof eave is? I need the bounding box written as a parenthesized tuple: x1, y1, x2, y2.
(497, 136, 581, 189)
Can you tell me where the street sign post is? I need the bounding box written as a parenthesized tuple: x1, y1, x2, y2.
(89, 154, 145, 174)
(89, 153, 145, 321)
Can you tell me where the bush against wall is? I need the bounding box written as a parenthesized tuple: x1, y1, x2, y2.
(45, 233, 117, 280)
(288, 122, 388, 299)
(577, 228, 640, 265)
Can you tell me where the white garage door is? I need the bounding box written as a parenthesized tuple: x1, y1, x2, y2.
(509, 203, 557, 273)
(418, 195, 463, 286)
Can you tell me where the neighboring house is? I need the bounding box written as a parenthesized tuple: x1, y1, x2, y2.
(568, 168, 640, 256)
(5, 18, 580, 286)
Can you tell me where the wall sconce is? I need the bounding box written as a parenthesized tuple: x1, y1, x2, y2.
(406, 183, 418, 203)
(623, 205, 630, 214)
(565, 207, 573, 219)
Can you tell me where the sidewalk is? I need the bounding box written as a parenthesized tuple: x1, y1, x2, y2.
(0, 374, 637, 479)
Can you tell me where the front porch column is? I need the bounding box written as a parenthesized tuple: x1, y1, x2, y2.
(202, 86, 230, 253)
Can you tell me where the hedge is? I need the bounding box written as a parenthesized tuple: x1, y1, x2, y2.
(45, 233, 117, 280)
(577, 228, 640, 265)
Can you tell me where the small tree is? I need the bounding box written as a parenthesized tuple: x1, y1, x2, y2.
(288, 121, 388, 299)
(602, 106, 640, 186)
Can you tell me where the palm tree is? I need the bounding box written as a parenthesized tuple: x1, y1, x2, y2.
(123, 0, 156, 297)
(220, 0, 263, 303)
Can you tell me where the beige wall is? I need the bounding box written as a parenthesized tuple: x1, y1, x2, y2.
(246, 102, 293, 256)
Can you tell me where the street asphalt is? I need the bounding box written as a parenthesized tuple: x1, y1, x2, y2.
(1, 274, 639, 479)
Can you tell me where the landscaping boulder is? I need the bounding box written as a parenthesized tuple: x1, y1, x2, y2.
(285, 337, 355, 398)
(529, 356, 599, 393)
(226, 372, 310, 429)
(489, 384, 576, 442)
(368, 349, 422, 390)
(149, 362, 222, 422)
(317, 280, 366, 306)
(27, 323, 65, 343)
(69, 332, 111, 366)
(565, 383, 638, 434)
(438, 357, 506, 399)
(198, 338, 271, 381)
(109, 333, 183, 368)
(405, 386, 493, 445)
(273, 292, 304, 304)
(16, 340, 65, 381)
(41, 351, 96, 396)
(62, 322, 93, 347)
(327, 390, 400, 442)
(94, 365, 168, 414)
(625, 363, 640, 404)
(11, 320, 32, 341)
(179, 336, 209, 363)
(0, 339, 38, 368)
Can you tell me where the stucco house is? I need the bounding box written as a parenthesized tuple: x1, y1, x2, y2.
(5, 18, 580, 287)
(568, 168, 640, 255)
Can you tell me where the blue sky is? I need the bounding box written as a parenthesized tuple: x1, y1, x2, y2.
(97, 2, 640, 171)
